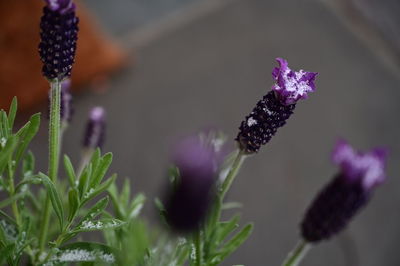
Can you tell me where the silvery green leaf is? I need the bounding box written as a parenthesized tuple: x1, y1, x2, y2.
(210, 224, 253, 265)
(22, 151, 35, 177)
(49, 242, 115, 264)
(67, 188, 80, 223)
(90, 152, 112, 189)
(40, 173, 64, 230)
(63, 155, 77, 188)
(0, 136, 17, 176)
(81, 174, 116, 206)
(72, 218, 124, 233)
(7, 97, 17, 132)
(128, 193, 146, 220)
(14, 113, 40, 165)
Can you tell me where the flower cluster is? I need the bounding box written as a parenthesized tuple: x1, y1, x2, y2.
(301, 140, 387, 242)
(39, 0, 79, 80)
(236, 58, 317, 154)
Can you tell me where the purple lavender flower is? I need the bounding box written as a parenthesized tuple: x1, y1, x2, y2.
(39, 0, 79, 80)
(165, 136, 219, 232)
(301, 140, 387, 242)
(236, 58, 317, 154)
(83, 107, 106, 150)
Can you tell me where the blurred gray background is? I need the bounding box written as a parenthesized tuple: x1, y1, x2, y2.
(29, 0, 400, 265)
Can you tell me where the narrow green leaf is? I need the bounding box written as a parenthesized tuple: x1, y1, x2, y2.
(68, 188, 80, 223)
(90, 152, 112, 189)
(40, 173, 64, 230)
(212, 224, 253, 264)
(0, 210, 18, 242)
(64, 155, 77, 187)
(50, 242, 115, 263)
(22, 151, 35, 177)
(128, 193, 146, 220)
(7, 97, 17, 131)
(81, 174, 116, 206)
(15, 176, 41, 192)
(0, 136, 17, 175)
(120, 178, 130, 208)
(73, 218, 124, 233)
(216, 215, 240, 245)
(77, 197, 109, 227)
(0, 192, 25, 209)
(0, 243, 15, 265)
(14, 113, 40, 164)
(1, 111, 10, 138)
(78, 163, 92, 199)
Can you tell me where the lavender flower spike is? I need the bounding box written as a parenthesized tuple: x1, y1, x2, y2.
(301, 140, 387, 242)
(236, 58, 317, 154)
(165, 136, 219, 232)
(83, 107, 106, 150)
(39, 0, 79, 80)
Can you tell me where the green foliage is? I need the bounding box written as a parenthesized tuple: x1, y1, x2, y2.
(0, 98, 251, 266)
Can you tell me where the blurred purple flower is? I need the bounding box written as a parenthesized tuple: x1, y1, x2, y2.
(165, 136, 220, 232)
(83, 107, 106, 150)
(272, 58, 317, 105)
(39, 0, 79, 80)
(45, 0, 75, 14)
(236, 58, 317, 154)
(301, 140, 387, 242)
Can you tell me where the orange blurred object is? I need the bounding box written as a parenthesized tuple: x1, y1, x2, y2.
(0, 0, 127, 111)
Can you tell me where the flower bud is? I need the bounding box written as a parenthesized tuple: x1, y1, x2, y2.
(301, 140, 387, 242)
(236, 58, 317, 154)
(39, 0, 79, 80)
(83, 107, 106, 150)
(165, 136, 219, 232)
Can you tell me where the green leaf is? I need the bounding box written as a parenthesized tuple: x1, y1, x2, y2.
(68, 188, 80, 223)
(120, 179, 130, 209)
(81, 174, 117, 206)
(40, 173, 64, 230)
(7, 97, 17, 131)
(128, 193, 146, 220)
(90, 152, 113, 189)
(64, 155, 77, 187)
(0, 136, 17, 176)
(50, 242, 115, 263)
(14, 113, 40, 164)
(78, 197, 109, 227)
(211, 224, 253, 265)
(78, 163, 92, 199)
(1, 111, 10, 138)
(0, 243, 15, 265)
(0, 192, 26, 208)
(15, 176, 41, 192)
(0, 210, 18, 243)
(72, 218, 124, 233)
(22, 151, 35, 177)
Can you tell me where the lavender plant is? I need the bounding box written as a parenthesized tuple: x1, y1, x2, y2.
(0, 0, 388, 265)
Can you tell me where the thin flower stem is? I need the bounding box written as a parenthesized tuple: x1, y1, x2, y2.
(282, 240, 311, 266)
(220, 150, 245, 201)
(193, 230, 202, 266)
(38, 79, 62, 253)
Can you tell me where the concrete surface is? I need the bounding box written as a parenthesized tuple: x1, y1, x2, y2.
(29, 0, 400, 265)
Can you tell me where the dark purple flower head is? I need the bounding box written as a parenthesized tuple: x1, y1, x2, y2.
(272, 58, 317, 105)
(236, 58, 317, 154)
(165, 136, 219, 232)
(301, 140, 387, 242)
(39, 0, 79, 80)
(83, 107, 106, 150)
(45, 0, 75, 14)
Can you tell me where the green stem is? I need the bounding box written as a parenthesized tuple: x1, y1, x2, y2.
(38, 79, 62, 253)
(193, 230, 202, 266)
(220, 150, 245, 199)
(282, 240, 311, 266)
